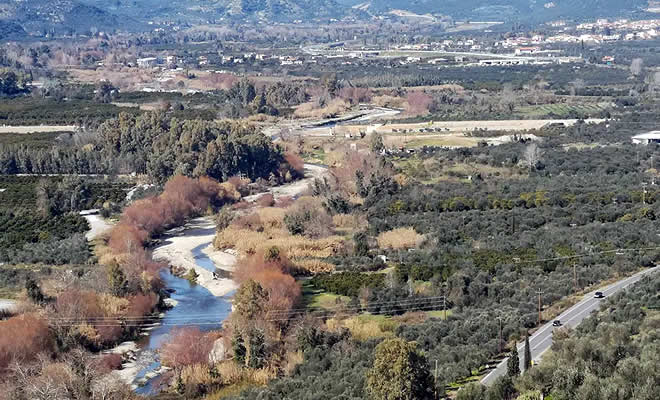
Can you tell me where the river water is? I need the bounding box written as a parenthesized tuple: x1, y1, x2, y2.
(133, 243, 233, 395)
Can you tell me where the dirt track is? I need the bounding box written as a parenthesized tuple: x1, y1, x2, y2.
(0, 125, 77, 134)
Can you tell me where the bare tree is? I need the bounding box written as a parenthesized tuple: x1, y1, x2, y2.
(522, 143, 543, 171)
(570, 79, 585, 96)
(631, 58, 644, 77)
(502, 83, 516, 112)
(645, 71, 660, 95)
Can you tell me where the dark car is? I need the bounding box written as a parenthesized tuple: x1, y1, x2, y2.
(594, 291, 605, 299)
(552, 320, 562, 327)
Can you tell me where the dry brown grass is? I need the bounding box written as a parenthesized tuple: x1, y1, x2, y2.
(256, 207, 286, 229)
(392, 311, 429, 325)
(98, 294, 129, 315)
(215, 361, 244, 386)
(326, 316, 397, 341)
(94, 241, 124, 267)
(282, 350, 304, 376)
(181, 364, 214, 387)
(215, 226, 344, 259)
(294, 99, 350, 119)
(293, 259, 335, 274)
(332, 213, 367, 231)
(377, 227, 424, 250)
(207, 361, 277, 388)
(219, 182, 241, 202)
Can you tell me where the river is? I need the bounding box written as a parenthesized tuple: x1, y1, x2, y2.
(122, 164, 328, 393)
(132, 243, 233, 395)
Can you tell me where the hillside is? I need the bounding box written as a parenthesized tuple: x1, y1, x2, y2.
(0, 0, 138, 35)
(76, 0, 343, 23)
(339, 0, 651, 22)
(80, 0, 652, 25)
(0, 0, 652, 36)
(0, 20, 25, 40)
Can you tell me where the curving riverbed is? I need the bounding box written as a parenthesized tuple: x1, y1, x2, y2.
(132, 242, 234, 394)
(115, 164, 328, 393)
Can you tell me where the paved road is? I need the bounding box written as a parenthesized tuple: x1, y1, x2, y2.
(481, 266, 660, 385)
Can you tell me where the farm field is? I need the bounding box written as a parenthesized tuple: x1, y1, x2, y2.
(515, 102, 612, 118)
(388, 134, 482, 148)
(341, 118, 605, 136)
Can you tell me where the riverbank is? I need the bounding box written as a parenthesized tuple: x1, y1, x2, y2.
(111, 163, 329, 390)
(152, 217, 237, 297)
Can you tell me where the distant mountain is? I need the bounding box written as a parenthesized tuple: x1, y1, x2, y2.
(76, 0, 342, 24)
(0, 0, 137, 36)
(0, 0, 652, 37)
(86, 0, 651, 25)
(338, 0, 650, 22)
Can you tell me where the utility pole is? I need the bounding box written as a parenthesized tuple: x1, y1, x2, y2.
(511, 214, 516, 235)
(642, 182, 648, 205)
(434, 359, 438, 400)
(497, 317, 503, 354)
(536, 288, 544, 326)
(573, 264, 578, 291)
(443, 295, 447, 321)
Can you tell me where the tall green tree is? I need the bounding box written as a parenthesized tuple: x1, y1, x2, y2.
(106, 262, 127, 297)
(231, 279, 268, 368)
(353, 231, 369, 256)
(370, 133, 384, 153)
(507, 345, 521, 377)
(523, 334, 532, 372)
(366, 338, 434, 400)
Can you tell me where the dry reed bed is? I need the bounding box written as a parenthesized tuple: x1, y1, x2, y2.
(376, 227, 425, 250)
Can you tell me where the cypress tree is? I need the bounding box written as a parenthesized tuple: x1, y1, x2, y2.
(523, 334, 532, 371)
(507, 344, 521, 377)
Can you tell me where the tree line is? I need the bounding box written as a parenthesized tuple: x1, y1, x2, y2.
(0, 111, 296, 184)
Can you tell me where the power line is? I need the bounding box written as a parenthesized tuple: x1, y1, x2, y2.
(514, 245, 660, 264)
(45, 295, 452, 322)
(42, 245, 660, 327)
(46, 299, 451, 327)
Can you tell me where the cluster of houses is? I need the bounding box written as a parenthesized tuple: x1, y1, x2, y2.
(136, 52, 312, 69)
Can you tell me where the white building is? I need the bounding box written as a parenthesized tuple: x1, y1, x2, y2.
(137, 57, 158, 68)
(632, 131, 660, 145)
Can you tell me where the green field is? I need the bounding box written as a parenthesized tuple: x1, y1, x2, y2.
(301, 281, 350, 310)
(426, 309, 453, 320)
(516, 102, 610, 118)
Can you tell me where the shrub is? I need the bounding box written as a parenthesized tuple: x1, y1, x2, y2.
(161, 327, 217, 368)
(311, 272, 385, 297)
(96, 353, 123, 372)
(0, 313, 52, 370)
(283, 197, 333, 238)
(256, 193, 275, 207)
(284, 153, 305, 178)
(185, 268, 199, 284)
(406, 91, 434, 116)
